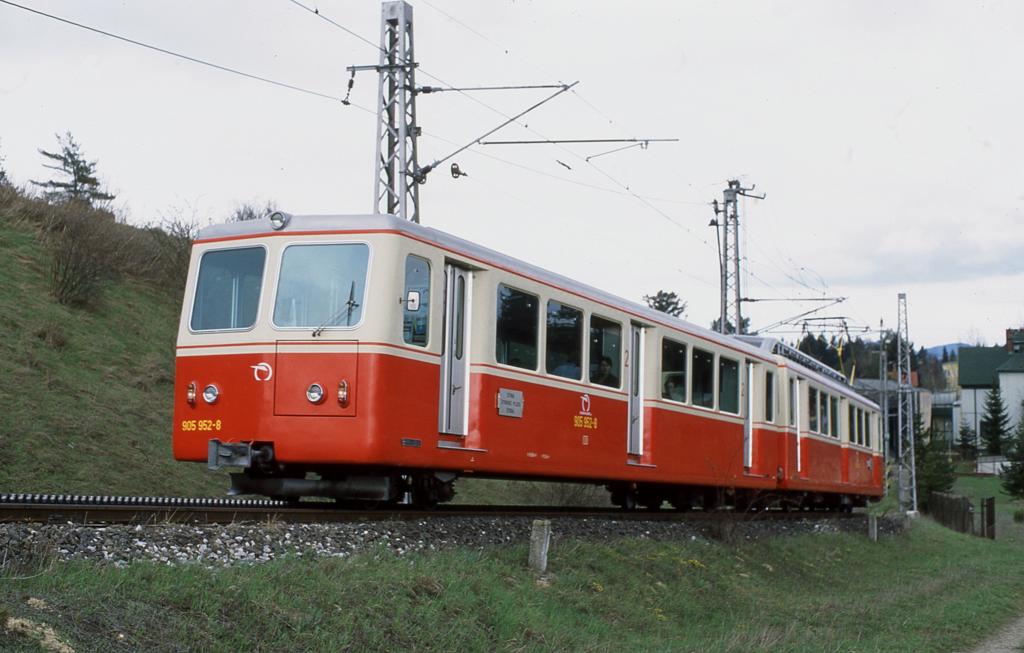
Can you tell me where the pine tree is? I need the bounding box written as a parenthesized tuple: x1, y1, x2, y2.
(956, 419, 978, 462)
(1000, 401, 1024, 499)
(980, 382, 1011, 456)
(914, 412, 955, 510)
(30, 132, 114, 206)
(643, 290, 686, 318)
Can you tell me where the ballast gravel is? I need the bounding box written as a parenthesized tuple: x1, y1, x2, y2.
(0, 514, 903, 569)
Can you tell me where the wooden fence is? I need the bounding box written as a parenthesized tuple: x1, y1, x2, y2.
(928, 492, 975, 535)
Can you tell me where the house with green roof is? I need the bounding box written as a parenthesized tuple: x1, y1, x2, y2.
(959, 343, 1024, 444)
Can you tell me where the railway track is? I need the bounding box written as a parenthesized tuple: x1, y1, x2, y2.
(0, 493, 864, 525)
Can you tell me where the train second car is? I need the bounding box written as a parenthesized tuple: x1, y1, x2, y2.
(172, 213, 884, 509)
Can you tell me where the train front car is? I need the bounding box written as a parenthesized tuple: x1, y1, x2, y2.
(172, 213, 449, 505)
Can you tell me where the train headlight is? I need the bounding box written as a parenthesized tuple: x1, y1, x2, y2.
(186, 382, 197, 406)
(202, 384, 220, 404)
(306, 383, 325, 404)
(269, 211, 291, 231)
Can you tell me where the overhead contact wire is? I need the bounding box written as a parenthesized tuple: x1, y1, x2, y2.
(0, 0, 373, 112)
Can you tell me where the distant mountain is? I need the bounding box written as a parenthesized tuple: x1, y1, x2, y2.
(925, 343, 970, 359)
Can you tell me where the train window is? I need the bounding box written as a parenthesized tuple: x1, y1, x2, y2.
(849, 405, 856, 444)
(403, 255, 430, 347)
(808, 388, 819, 432)
(546, 300, 582, 380)
(455, 274, 466, 359)
(788, 378, 796, 426)
(719, 357, 739, 414)
(692, 347, 715, 408)
(857, 408, 865, 446)
(496, 284, 538, 370)
(661, 338, 688, 402)
(828, 398, 837, 438)
(191, 246, 265, 331)
(273, 243, 370, 328)
(865, 412, 872, 448)
(819, 392, 829, 435)
(589, 315, 622, 387)
(765, 370, 775, 422)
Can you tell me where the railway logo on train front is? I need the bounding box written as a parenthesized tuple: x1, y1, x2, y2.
(250, 362, 273, 381)
(580, 394, 591, 416)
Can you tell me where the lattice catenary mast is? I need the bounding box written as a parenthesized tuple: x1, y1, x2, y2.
(353, 1, 421, 223)
(896, 292, 918, 513)
(711, 180, 763, 334)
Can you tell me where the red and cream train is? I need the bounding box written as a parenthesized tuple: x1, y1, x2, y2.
(172, 213, 884, 509)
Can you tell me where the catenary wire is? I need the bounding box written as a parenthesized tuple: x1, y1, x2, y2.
(0, 0, 376, 114)
(283, 0, 714, 224)
(418, 0, 512, 55)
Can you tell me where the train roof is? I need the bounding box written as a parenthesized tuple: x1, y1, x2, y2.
(197, 213, 868, 402)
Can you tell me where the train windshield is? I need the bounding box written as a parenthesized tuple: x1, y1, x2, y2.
(190, 247, 266, 331)
(273, 243, 370, 329)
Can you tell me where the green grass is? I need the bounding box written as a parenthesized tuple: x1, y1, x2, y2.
(0, 193, 228, 496)
(953, 474, 1024, 542)
(2, 520, 1023, 652)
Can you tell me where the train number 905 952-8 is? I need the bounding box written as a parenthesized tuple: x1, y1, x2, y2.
(180, 419, 222, 432)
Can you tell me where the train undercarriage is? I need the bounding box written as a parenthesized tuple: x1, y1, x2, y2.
(211, 440, 874, 512)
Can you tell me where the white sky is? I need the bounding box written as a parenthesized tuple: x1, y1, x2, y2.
(1, 0, 1022, 349)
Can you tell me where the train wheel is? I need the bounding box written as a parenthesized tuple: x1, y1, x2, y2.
(410, 475, 438, 510)
(609, 485, 638, 510)
(622, 489, 637, 511)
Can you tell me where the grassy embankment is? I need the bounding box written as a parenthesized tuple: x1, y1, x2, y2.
(0, 190, 227, 496)
(2, 519, 1023, 652)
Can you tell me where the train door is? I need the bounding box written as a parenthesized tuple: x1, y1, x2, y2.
(439, 264, 471, 435)
(627, 324, 644, 455)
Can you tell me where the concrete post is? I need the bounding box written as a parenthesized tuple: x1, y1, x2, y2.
(528, 519, 552, 573)
(868, 514, 878, 542)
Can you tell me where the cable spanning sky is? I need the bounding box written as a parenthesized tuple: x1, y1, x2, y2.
(0, 1, 1021, 348)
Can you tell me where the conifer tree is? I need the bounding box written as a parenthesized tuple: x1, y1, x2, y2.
(956, 419, 978, 461)
(1000, 401, 1024, 499)
(914, 411, 955, 510)
(643, 290, 687, 318)
(980, 382, 1010, 456)
(30, 132, 114, 206)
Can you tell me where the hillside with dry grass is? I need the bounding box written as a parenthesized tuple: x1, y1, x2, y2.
(0, 186, 228, 496)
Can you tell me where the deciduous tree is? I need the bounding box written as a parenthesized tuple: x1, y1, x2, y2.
(710, 316, 750, 335)
(229, 199, 278, 222)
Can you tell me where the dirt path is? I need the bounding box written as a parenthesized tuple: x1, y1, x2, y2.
(963, 614, 1024, 653)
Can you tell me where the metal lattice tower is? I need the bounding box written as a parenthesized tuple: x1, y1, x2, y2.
(373, 1, 420, 222)
(711, 180, 762, 334)
(896, 292, 918, 513)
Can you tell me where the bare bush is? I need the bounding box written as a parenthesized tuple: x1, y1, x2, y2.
(152, 214, 199, 293)
(230, 199, 277, 222)
(530, 481, 608, 507)
(42, 205, 135, 307)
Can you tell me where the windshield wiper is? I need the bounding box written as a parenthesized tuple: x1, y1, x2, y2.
(312, 281, 360, 337)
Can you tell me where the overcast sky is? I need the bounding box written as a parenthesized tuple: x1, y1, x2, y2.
(1, 0, 1021, 349)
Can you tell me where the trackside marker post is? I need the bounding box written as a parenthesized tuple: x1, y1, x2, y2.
(529, 519, 552, 573)
(868, 514, 878, 542)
